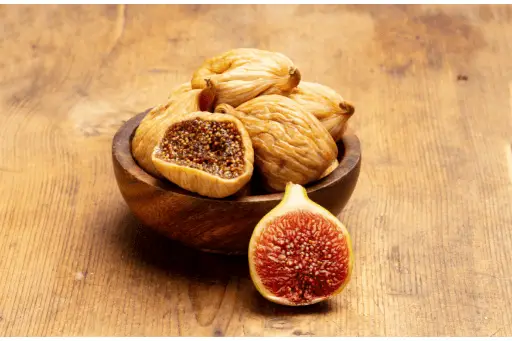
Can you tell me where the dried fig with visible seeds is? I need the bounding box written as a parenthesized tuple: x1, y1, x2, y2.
(151, 111, 254, 199)
(191, 48, 301, 108)
(131, 81, 217, 177)
(284, 81, 355, 142)
(215, 95, 338, 192)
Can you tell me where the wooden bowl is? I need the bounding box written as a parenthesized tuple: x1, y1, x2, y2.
(112, 110, 362, 255)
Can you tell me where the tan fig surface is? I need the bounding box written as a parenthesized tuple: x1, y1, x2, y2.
(287, 81, 355, 142)
(319, 159, 340, 179)
(215, 95, 338, 192)
(191, 48, 301, 108)
(151, 111, 254, 198)
(131, 81, 217, 177)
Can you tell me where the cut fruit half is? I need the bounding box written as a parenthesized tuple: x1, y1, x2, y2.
(151, 111, 254, 199)
(248, 183, 353, 306)
(131, 80, 217, 178)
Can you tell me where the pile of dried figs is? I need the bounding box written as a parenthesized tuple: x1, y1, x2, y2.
(130, 48, 355, 306)
(131, 48, 355, 198)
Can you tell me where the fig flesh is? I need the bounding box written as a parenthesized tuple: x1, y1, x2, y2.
(131, 81, 217, 178)
(248, 183, 353, 306)
(151, 111, 254, 199)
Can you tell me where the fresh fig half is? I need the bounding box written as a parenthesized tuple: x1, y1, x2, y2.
(248, 183, 353, 306)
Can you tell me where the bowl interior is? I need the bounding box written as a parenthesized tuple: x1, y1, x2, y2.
(115, 111, 361, 203)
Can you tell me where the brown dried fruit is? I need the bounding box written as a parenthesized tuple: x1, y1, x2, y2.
(166, 82, 192, 97)
(191, 48, 301, 108)
(151, 111, 254, 199)
(285, 81, 355, 142)
(131, 81, 217, 177)
(215, 95, 338, 192)
(319, 159, 339, 179)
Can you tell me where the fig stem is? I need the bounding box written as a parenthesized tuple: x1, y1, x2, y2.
(199, 78, 217, 112)
(287, 67, 301, 90)
(339, 100, 355, 116)
(283, 182, 309, 205)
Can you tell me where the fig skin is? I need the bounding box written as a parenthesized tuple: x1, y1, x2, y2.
(191, 48, 301, 108)
(215, 95, 338, 192)
(151, 111, 255, 199)
(248, 182, 354, 306)
(131, 81, 217, 177)
(280, 81, 355, 142)
(318, 159, 339, 180)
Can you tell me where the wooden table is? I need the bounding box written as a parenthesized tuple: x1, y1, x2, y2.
(1, 4, 511, 336)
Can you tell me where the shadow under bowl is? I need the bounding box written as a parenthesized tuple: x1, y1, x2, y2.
(112, 110, 361, 255)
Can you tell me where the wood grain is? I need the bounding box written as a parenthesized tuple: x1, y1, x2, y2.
(1, 4, 512, 336)
(112, 111, 360, 254)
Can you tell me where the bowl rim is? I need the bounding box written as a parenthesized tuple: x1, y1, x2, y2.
(112, 109, 361, 203)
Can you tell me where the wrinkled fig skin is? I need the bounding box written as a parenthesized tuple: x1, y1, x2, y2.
(191, 48, 301, 108)
(319, 159, 339, 180)
(284, 81, 355, 142)
(215, 95, 338, 192)
(166, 82, 192, 97)
(151, 111, 255, 199)
(131, 82, 217, 177)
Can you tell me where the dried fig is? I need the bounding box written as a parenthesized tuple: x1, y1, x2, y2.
(286, 81, 355, 142)
(191, 48, 301, 108)
(248, 182, 354, 306)
(319, 159, 339, 180)
(131, 81, 216, 177)
(151, 111, 254, 199)
(166, 82, 192, 97)
(215, 95, 338, 192)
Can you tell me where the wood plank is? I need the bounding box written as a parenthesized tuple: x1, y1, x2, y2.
(0, 4, 511, 336)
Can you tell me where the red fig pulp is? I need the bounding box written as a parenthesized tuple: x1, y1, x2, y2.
(248, 183, 353, 306)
